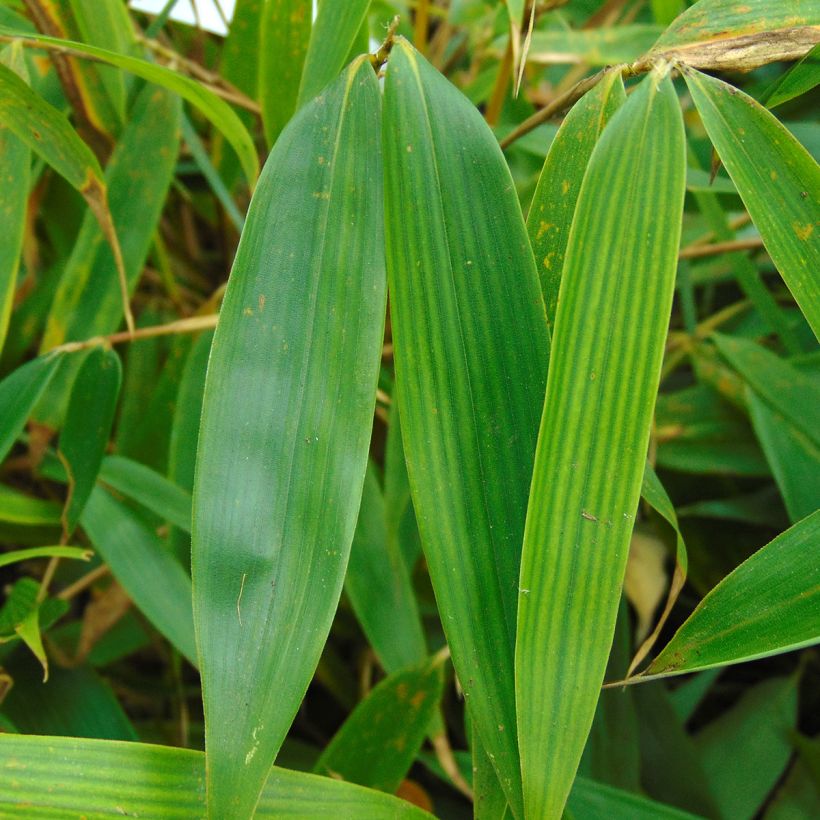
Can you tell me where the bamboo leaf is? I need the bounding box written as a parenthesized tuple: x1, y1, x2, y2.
(296, 0, 371, 107)
(712, 333, 820, 449)
(683, 67, 820, 340)
(81, 486, 197, 665)
(568, 777, 701, 819)
(41, 82, 180, 351)
(260, 0, 311, 146)
(527, 70, 625, 325)
(516, 67, 686, 818)
(0, 26, 259, 185)
(0, 545, 91, 569)
(525, 25, 663, 67)
(314, 655, 444, 792)
(0, 353, 64, 464)
(0, 485, 62, 527)
(641, 510, 820, 679)
(346, 463, 427, 673)
(0, 59, 130, 331)
(192, 58, 385, 819)
(763, 42, 820, 108)
(58, 346, 121, 532)
(99, 454, 192, 533)
(383, 38, 549, 815)
(0, 45, 28, 356)
(695, 675, 798, 820)
(0, 735, 433, 818)
(650, 0, 820, 71)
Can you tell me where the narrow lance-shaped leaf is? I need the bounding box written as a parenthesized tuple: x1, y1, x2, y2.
(683, 66, 820, 340)
(192, 58, 385, 820)
(639, 509, 820, 679)
(0, 735, 432, 819)
(649, 0, 820, 71)
(41, 82, 180, 351)
(0, 26, 259, 185)
(527, 70, 625, 325)
(58, 346, 121, 532)
(0, 45, 28, 356)
(0, 59, 130, 327)
(296, 0, 371, 107)
(0, 545, 91, 569)
(383, 38, 549, 815)
(0, 353, 64, 463)
(516, 66, 686, 819)
(260, 0, 311, 146)
(81, 486, 197, 666)
(313, 654, 445, 792)
(763, 42, 820, 108)
(345, 462, 427, 674)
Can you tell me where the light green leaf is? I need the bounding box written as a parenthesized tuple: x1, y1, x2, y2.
(526, 25, 663, 66)
(651, 0, 820, 70)
(99, 454, 192, 533)
(764, 42, 820, 108)
(642, 510, 820, 678)
(0, 485, 62, 527)
(81, 486, 196, 665)
(527, 70, 625, 326)
(297, 0, 371, 107)
(260, 0, 311, 145)
(0, 735, 433, 818)
(58, 346, 121, 531)
(568, 777, 701, 819)
(383, 38, 549, 815)
(192, 58, 385, 820)
(0, 26, 259, 186)
(516, 67, 686, 819)
(346, 463, 427, 674)
(0, 545, 91, 569)
(0, 353, 64, 464)
(684, 67, 820, 340)
(695, 675, 798, 820)
(0, 45, 27, 357)
(314, 655, 444, 792)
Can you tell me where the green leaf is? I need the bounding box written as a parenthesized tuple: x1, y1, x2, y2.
(192, 57, 385, 819)
(0, 46, 27, 357)
(260, 0, 311, 146)
(525, 25, 663, 66)
(683, 67, 820, 340)
(527, 70, 625, 325)
(712, 333, 820, 450)
(41, 82, 180, 350)
(346, 463, 427, 673)
(747, 386, 820, 523)
(58, 346, 121, 531)
(764, 42, 820, 108)
(568, 777, 701, 819)
(314, 655, 444, 792)
(0, 353, 64, 464)
(0, 735, 433, 818)
(297, 0, 371, 107)
(81, 486, 197, 665)
(1, 650, 137, 741)
(0, 485, 62, 527)
(695, 675, 798, 820)
(516, 67, 686, 819)
(383, 38, 549, 815)
(0, 26, 259, 186)
(650, 0, 820, 70)
(0, 545, 91, 569)
(643, 510, 820, 678)
(99, 454, 192, 533)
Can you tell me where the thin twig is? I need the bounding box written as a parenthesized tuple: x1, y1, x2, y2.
(371, 16, 402, 72)
(678, 237, 764, 260)
(57, 564, 110, 601)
